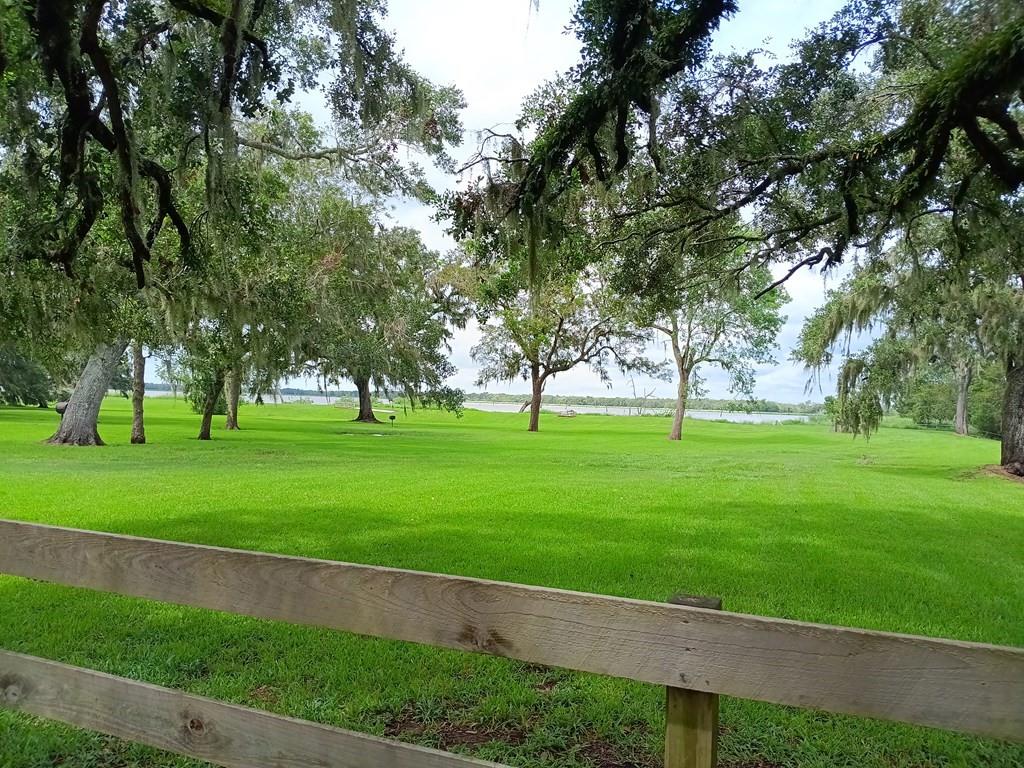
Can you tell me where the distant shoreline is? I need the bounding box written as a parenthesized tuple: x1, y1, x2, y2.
(145, 391, 813, 424)
(143, 383, 823, 415)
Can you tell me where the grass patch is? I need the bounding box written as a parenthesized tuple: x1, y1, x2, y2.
(0, 397, 1021, 767)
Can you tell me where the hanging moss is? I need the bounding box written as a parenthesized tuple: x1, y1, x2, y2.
(515, 0, 736, 215)
(885, 13, 1024, 211)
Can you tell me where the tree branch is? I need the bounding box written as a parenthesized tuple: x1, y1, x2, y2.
(236, 136, 366, 162)
(166, 0, 273, 74)
(81, 0, 150, 288)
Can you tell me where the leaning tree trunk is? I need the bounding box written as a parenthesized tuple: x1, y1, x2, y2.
(224, 366, 241, 430)
(353, 376, 380, 423)
(130, 341, 146, 444)
(49, 340, 127, 446)
(954, 363, 972, 436)
(528, 363, 543, 433)
(668, 368, 689, 441)
(197, 370, 226, 441)
(1002, 360, 1024, 476)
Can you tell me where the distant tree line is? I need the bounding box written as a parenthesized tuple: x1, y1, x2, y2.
(822, 359, 1006, 439)
(464, 392, 824, 414)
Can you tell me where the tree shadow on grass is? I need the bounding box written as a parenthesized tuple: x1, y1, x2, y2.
(34, 489, 1023, 645)
(2, 468, 1021, 766)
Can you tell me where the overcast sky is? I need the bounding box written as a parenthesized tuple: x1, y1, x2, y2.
(298, 0, 857, 403)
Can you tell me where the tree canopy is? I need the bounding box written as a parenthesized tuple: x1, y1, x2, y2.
(0, 0, 462, 287)
(2, 0, 1022, 471)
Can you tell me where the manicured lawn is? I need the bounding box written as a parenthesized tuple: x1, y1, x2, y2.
(0, 397, 1021, 768)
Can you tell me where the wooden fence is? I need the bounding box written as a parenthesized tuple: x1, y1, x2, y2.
(0, 519, 1021, 768)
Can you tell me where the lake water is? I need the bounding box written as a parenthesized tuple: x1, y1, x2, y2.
(464, 401, 811, 423)
(251, 393, 811, 424)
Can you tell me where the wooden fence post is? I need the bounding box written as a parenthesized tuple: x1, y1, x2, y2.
(665, 594, 722, 768)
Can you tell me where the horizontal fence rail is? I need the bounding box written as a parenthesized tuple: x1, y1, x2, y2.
(0, 650, 502, 768)
(1, 519, 1022, 748)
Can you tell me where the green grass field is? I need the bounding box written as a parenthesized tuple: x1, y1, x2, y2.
(1, 397, 1021, 768)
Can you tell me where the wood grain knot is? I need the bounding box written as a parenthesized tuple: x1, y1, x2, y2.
(180, 712, 220, 747)
(456, 624, 514, 655)
(0, 674, 28, 706)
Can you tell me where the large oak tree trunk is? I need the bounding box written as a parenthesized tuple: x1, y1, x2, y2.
(225, 365, 241, 430)
(49, 340, 127, 446)
(353, 376, 380, 423)
(198, 370, 226, 440)
(528, 363, 543, 433)
(954, 363, 972, 437)
(130, 341, 146, 444)
(1002, 360, 1024, 476)
(669, 367, 689, 441)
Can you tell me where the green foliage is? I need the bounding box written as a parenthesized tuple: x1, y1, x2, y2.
(0, 0, 464, 289)
(794, 210, 1021, 448)
(181, 328, 228, 415)
(464, 257, 660, 394)
(569, 0, 1024, 297)
(614, 222, 787, 401)
(449, 162, 661, 407)
(897, 366, 956, 426)
(309, 216, 466, 413)
(969, 361, 1007, 438)
(184, 374, 226, 416)
(420, 386, 465, 418)
(835, 358, 884, 436)
(515, 0, 736, 213)
(822, 395, 840, 428)
(0, 345, 53, 407)
(0, 0, 465, 428)
(834, 336, 911, 437)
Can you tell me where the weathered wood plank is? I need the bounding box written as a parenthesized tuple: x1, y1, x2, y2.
(665, 687, 718, 768)
(665, 595, 721, 768)
(0, 650, 504, 768)
(1, 519, 1022, 742)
